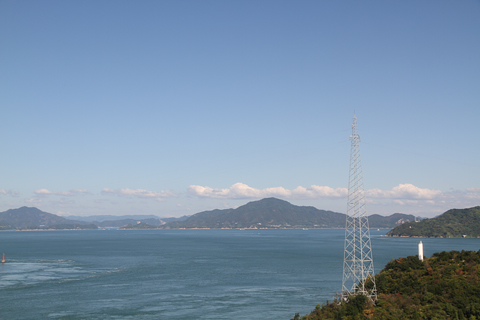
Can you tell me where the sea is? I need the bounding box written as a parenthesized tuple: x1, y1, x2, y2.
(1, 229, 479, 320)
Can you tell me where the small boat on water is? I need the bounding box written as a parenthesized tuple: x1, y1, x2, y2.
(2, 253, 4, 263)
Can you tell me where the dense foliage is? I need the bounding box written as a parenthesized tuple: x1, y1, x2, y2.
(294, 250, 480, 320)
(387, 207, 480, 238)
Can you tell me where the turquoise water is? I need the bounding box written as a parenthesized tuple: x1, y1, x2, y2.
(1, 229, 479, 319)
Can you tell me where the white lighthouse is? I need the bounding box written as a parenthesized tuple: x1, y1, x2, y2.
(418, 241, 424, 261)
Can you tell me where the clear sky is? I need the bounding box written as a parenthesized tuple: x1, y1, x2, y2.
(1, 1, 479, 218)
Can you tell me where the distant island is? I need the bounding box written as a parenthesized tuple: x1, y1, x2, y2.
(164, 198, 418, 229)
(294, 250, 480, 320)
(0, 207, 98, 230)
(165, 198, 345, 229)
(386, 206, 480, 238)
(0, 207, 169, 230)
(0, 199, 423, 230)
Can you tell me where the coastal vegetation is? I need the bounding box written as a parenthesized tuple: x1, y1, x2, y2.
(294, 250, 480, 320)
(387, 206, 480, 238)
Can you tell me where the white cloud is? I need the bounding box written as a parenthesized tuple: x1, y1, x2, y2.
(35, 189, 72, 196)
(34, 189, 91, 197)
(0, 189, 20, 197)
(186, 182, 480, 218)
(70, 189, 91, 194)
(366, 184, 441, 200)
(292, 185, 348, 198)
(101, 188, 177, 201)
(188, 182, 446, 202)
(25, 198, 43, 204)
(187, 182, 347, 199)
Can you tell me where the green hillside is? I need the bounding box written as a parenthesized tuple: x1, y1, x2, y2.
(0, 207, 73, 229)
(295, 249, 480, 320)
(165, 198, 346, 229)
(0, 207, 97, 230)
(386, 206, 480, 238)
(165, 198, 421, 229)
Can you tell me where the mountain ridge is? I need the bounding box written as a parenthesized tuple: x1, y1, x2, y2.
(0, 206, 89, 229)
(165, 198, 346, 229)
(1, 200, 424, 230)
(386, 206, 480, 238)
(165, 198, 413, 229)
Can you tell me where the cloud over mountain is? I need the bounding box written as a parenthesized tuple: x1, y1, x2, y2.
(188, 183, 347, 199)
(188, 182, 444, 201)
(366, 184, 441, 200)
(101, 188, 177, 201)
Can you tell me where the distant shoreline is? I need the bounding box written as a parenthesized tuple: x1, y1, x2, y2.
(0, 227, 388, 231)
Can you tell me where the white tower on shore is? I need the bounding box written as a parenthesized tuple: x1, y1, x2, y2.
(418, 241, 424, 261)
(341, 115, 377, 301)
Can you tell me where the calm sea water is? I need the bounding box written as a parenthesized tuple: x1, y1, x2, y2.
(1, 229, 479, 319)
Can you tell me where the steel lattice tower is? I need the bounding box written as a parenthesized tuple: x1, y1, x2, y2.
(341, 115, 377, 301)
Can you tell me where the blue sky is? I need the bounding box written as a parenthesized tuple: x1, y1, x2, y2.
(1, 1, 479, 218)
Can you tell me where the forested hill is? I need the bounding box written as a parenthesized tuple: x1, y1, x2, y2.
(0, 206, 78, 229)
(386, 206, 480, 238)
(295, 249, 480, 320)
(1, 202, 422, 230)
(0, 207, 97, 230)
(165, 198, 420, 229)
(165, 198, 346, 229)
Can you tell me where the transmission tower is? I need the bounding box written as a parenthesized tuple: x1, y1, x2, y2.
(341, 115, 377, 301)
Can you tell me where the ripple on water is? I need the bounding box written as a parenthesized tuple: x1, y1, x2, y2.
(0, 260, 89, 289)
